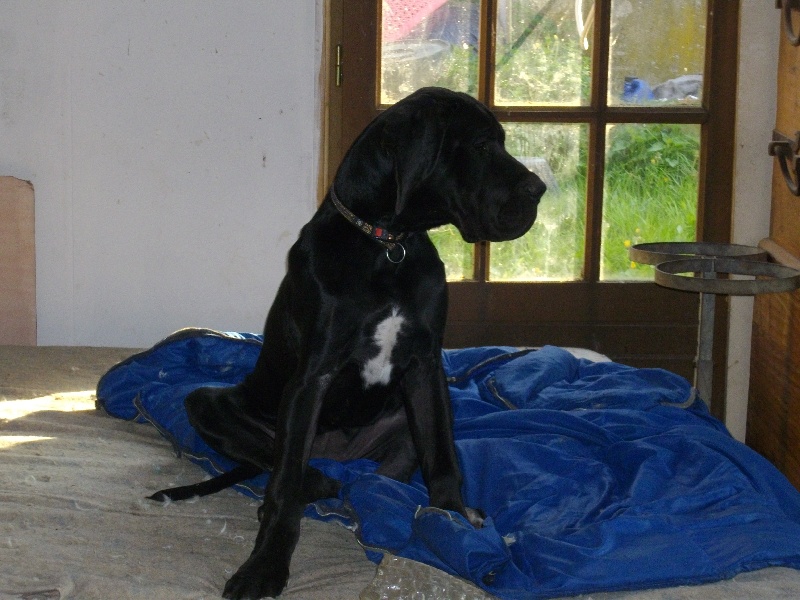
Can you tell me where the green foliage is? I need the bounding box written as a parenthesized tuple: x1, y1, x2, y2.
(495, 11, 591, 106)
(605, 124, 700, 188)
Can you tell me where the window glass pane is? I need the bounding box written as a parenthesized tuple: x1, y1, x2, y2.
(429, 225, 474, 281)
(494, 0, 591, 106)
(609, 0, 707, 106)
(490, 123, 587, 281)
(381, 0, 480, 104)
(601, 123, 699, 280)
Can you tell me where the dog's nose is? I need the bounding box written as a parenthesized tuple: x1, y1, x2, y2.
(519, 176, 546, 203)
(526, 177, 547, 200)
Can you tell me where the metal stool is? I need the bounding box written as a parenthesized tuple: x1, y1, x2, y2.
(630, 242, 800, 406)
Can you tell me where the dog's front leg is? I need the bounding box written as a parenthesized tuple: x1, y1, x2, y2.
(223, 374, 328, 600)
(401, 355, 483, 528)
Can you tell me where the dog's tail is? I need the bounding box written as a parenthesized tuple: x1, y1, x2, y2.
(148, 464, 262, 502)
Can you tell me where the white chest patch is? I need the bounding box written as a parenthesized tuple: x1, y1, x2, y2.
(361, 307, 406, 388)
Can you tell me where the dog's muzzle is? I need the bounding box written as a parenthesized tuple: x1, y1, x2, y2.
(460, 175, 544, 243)
(497, 176, 545, 236)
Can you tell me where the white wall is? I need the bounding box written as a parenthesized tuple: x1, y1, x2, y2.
(0, 1, 322, 346)
(725, 1, 780, 441)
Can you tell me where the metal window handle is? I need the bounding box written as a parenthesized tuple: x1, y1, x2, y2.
(777, 0, 800, 46)
(768, 130, 800, 196)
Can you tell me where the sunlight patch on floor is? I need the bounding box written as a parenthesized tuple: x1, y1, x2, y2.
(0, 391, 96, 421)
(0, 434, 55, 449)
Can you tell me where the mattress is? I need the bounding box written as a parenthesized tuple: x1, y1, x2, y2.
(87, 329, 800, 599)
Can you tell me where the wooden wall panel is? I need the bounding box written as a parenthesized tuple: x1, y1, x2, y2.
(747, 288, 800, 490)
(746, 18, 800, 490)
(771, 26, 800, 258)
(0, 177, 36, 345)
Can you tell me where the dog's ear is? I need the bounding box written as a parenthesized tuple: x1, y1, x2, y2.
(382, 93, 449, 215)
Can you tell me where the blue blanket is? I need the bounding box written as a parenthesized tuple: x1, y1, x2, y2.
(96, 328, 800, 599)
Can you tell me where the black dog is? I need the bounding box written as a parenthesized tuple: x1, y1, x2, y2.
(165, 87, 545, 599)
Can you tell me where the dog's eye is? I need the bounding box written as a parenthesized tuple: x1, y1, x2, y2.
(473, 141, 490, 153)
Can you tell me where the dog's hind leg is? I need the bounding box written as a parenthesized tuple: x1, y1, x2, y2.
(180, 385, 341, 505)
(185, 384, 277, 468)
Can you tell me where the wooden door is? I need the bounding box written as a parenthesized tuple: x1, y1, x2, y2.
(323, 0, 740, 419)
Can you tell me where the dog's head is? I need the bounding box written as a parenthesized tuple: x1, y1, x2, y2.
(377, 87, 546, 243)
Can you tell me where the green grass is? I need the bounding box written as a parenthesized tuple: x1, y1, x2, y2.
(601, 124, 699, 280)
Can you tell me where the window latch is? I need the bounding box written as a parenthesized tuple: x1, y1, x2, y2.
(777, 0, 800, 46)
(769, 130, 800, 197)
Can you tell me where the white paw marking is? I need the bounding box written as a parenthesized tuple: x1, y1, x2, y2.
(361, 307, 405, 388)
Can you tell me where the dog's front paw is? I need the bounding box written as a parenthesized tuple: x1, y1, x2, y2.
(222, 561, 289, 600)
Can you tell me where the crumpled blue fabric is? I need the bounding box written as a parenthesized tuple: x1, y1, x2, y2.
(97, 329, 800, 599)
